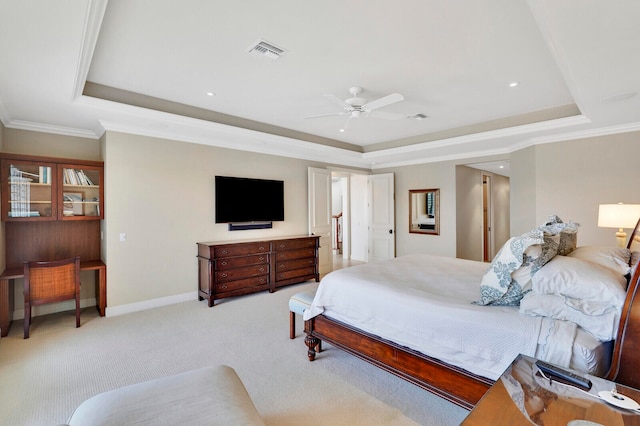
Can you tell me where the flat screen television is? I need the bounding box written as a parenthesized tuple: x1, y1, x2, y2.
(215, 175, 284, 224)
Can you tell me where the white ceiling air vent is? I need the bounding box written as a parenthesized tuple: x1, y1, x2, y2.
(248, 39, 286, 60)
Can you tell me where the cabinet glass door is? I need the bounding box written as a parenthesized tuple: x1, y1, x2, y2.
(3, 160, 56, 220)
(60, 165, 103, 219)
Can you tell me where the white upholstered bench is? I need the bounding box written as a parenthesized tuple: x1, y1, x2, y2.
(65, 365, 265, 425)
(289, 290, 321, 352)
(288, 290, 316, 339)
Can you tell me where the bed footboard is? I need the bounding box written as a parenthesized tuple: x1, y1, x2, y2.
(304, 315, 493, 409)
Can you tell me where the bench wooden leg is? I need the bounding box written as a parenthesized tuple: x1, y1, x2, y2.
(289, 311, 295, 339)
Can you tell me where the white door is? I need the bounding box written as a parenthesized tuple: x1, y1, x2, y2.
(368, 173, 395, 261)
(308, 167, 332, 275)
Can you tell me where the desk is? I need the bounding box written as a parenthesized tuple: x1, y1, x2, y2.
(0, 260, 106, 337)
(462, 354, 640, 425)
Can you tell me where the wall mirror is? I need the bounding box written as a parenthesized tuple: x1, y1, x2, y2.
(409, 188, 440, 235)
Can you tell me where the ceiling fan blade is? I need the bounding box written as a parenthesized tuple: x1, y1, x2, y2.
(362, 93, 404, 111)
(368, 110, 406, 120)
(304, 111, 346, 119)
(324, 93, 351, 109)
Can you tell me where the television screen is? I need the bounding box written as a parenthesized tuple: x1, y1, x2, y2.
(215, 176, 284, 223)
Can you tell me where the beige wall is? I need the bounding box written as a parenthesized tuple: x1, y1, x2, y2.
(509, 145, 537, 235)
(2, 128, 102, 161)
(102, 131, 330, 312)
(455, 165, 484, 260)
(532, 131, 640, 246)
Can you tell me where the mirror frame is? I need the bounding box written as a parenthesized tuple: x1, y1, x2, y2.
(409, 188, 440, 235)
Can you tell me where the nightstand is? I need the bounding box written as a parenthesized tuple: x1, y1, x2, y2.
(462, 354, 640, 425)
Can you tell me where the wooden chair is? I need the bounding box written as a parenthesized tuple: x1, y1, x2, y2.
(23, 256, 81, 339)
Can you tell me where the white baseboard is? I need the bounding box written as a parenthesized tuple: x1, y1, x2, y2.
(105, 292, 198, 317)
(12, 298, 97, 320)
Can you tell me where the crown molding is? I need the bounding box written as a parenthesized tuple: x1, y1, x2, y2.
(4, 119, 102, 139)
(71, 0, 108, 101)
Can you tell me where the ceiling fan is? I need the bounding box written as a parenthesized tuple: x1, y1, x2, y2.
(305, 86, 406, 122)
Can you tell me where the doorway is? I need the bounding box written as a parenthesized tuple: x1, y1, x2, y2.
(482, 174, 492, 262)
(455, 162, 510, 262)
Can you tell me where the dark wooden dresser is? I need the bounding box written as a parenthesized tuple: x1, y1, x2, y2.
(197, 235, 320, 306)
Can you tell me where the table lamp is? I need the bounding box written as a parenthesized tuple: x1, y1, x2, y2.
(598, 203, 640, 247)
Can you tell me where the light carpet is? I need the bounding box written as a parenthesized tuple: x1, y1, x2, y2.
(0, 281, 469, 425)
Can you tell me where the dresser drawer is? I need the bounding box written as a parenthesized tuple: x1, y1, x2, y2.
(275, 248, 315, 261)
(273, 238, 317, 251)
(276, 266, 316, 282)
(215, 254, 268, 270)
(213, 242, 270, 258)
(215, 264, 269, 282)
(276, 258, 316, 272)
(215, 276, 269, 293)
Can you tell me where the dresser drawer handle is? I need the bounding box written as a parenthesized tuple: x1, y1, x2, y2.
(259, 277, 266, 283)
(221, 273, 228, 278)
(220, 261, 228, 266)
(259, 245, 266, 251)
(221, 249, 229, 255)
(259, 256, 265, 261)
(279, 243, 286, 249)
(221, 285, 228, 290)
(259, 267, 266, 272)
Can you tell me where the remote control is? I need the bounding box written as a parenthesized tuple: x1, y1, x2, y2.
(535, 360, 592, 390)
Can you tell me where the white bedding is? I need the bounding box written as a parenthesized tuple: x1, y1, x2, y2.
(304, 254, 608, 380)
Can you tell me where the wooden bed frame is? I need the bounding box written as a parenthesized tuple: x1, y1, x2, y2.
(304, 220, 640, 409)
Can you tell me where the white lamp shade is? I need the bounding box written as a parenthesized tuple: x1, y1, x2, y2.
(598, 204, 640, 229)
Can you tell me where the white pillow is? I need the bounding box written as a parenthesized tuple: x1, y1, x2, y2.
(567, 246, 631, 276)
(531, 255, 627, 308)
(519, 293, 620, 341)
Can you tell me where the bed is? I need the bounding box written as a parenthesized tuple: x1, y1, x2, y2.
(303, 218, 640, 409)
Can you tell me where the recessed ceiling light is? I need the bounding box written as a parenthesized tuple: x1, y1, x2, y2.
(206, 91, 216, 97)
(339, 128, 345, 133)
(509, 82, 519, 88)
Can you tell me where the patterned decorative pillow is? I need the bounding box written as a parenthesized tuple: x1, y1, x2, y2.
(476, 229, 552, 306)
(540, 215, 580, 255)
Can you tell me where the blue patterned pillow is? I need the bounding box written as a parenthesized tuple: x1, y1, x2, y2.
(476, 229, 558, 306)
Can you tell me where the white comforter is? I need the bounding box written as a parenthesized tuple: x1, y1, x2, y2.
(304, 254, 577, 380)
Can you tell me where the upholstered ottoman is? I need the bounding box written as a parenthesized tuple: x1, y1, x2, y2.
(66, 365, 265, 426)
(289, 290, 316, 339)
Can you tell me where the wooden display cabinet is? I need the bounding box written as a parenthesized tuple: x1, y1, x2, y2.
(0, 153, 107, 336)
(0, 153, 103, 221)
